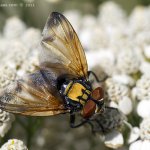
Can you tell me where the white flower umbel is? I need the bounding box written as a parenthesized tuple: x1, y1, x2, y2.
(116, 50, 140, 74)
(98, 1, 126, 26)
(21, 28, 41, 50)
(105, 78, 132, 115)
(0, 110, 15, 137)
(129, 140, 150, 150)
(0, 65, 16, 88)
(143, 45, 150, 59)
(0, 2, 150, 149)
(129, 6, 150, 35)
(140, 118, 150, 140)
(20, 50, 39, 74)
(137, 100, 150, 118)
(3, 17, 26, 39)
(80, 27, 108, 51)
(118, 96, 133, 115)
(105, 78, 129, 102)
(3, 41, 29, 70)
(136, 74, 150, 101)
(129, 118, 150, 150)
(140, 61, 150, 75)
(112, 74, 135, 87)
(63, 10, 81, 32)
(0, 39, 9, 58)
(81, 15, 97, 29)
(0, 139, 28, 150)
(86, 50, 115, 75)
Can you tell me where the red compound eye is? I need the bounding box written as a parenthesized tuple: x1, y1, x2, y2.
(81, 87, 104, 118)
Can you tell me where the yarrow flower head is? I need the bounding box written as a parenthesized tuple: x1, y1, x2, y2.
(129, 118, 150, 150)
(0, 65, 16, 89)
(116, 50, 141, 74)
(0, 139, 28, 150)
(140, 118, 150, 140)
(0, 109, 15, 137)
(0, 1, 150, 150)
(135, 74, 150, 101)
(3, 17, 26, 39)
(105, 78, 132, 115)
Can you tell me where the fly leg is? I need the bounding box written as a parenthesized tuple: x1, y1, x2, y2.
(70, 113, 88, 128)
(87, 118, 105, 133)
(88, 71, 108, 83)
(70, 113, 105, 134)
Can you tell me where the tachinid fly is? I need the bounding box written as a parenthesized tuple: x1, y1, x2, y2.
(0, 12, 123, 133)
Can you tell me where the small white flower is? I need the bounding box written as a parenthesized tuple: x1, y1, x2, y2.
(0, 110, 15, 137)
(109, 101, 118, 109)
(63, 10, 81, 32)
(104, 130, 124, 149)
(21, 28, 41, 49)
(3, 41, 29, 70)
(110, 97, 133, 115)
(129, 118, 150, 150)
(129, 6, 150, 34)
(116, 50, 140, 74)
(20, 50, 39, 74)
(0, 139, 28, 150)
(136, 74, 150, 101)
(135, 31, 150, 47)
(80, 27, 108, 51)
(0, 65, 16, 88)
(137, 100, 150, 118)
(105, 78, 132, 114)
(112, 74, 135, 87)
(118, 96, 133, 115)
(105, 78, 129, 103)
(0, 39, 9, 58)
(140, 61, 150, 75)
(143, 45, 150, 59)
(98, 1, 126, 26)
(129, 140, 150, 150)
(86, 50, 115, 75)
(81, 15, 97, 29)
(3, 17, 26, 39)
(128, 127, 140, 144)
(140, 118, 150, 140)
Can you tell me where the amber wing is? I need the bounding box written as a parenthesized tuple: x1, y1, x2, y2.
(0, 70, 69, 116)
(40, 12, 88, 79)
(0, 12, 88, 116)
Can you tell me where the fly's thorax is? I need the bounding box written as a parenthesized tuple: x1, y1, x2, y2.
(61, 79, 92, 110)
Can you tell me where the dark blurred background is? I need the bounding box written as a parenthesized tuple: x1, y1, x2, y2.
(0, 0, 150, 30)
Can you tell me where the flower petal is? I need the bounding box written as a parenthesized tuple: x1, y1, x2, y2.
(104, 130, 124, 149)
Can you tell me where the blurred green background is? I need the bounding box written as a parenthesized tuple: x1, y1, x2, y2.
(0, 0, 150, 30)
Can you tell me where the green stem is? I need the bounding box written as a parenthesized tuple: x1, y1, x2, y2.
(26, 117, 43, 149)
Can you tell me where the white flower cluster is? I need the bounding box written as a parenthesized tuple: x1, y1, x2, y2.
(64, 2, 150, 149)
(0, 17, 40, 79)
(129, 118, 150, 150)
(0, 15, 40, 148)
(0, 139, 28, 150)
(0, 1, 150, 149)
(0, 109, 15, 137)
